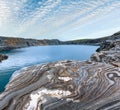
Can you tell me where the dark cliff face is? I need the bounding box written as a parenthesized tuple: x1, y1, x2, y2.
(0, 37, 36, 48)
(96, 40, 116, 52)
(0, 37, 63, 47)
(0, 37, 63, 51)
(91, 40, 120, 67)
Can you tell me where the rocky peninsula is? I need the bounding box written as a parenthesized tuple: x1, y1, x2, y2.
(0, 39, 120, 109)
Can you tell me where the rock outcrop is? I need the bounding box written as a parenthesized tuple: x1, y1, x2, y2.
(0, 54, 8, 62)
(0, 60, 120, 110)
(0, 37, 63, 52)
(0, 39, 120, 110)
(91, 40, 120, 67)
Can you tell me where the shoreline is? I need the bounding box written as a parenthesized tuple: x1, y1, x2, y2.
(1, 31, 120, 52)
(0, 39, 119, 109)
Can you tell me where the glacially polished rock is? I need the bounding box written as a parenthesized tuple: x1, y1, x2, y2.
(0, 60, 120, 110)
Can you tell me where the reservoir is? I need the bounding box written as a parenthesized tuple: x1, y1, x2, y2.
(0, 45, 98, 93)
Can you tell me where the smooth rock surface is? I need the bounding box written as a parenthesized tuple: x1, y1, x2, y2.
(0, 60, 120, 110)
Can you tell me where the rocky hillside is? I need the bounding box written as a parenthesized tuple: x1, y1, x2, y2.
(0, 40, 120, 110)
(0, 31, 120, 52)
(64, 31, 120, 45)
(91, 39, 120, 67)
(0, 36, 62, 51)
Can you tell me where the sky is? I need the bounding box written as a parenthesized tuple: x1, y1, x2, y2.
(0, 0, 120, 41)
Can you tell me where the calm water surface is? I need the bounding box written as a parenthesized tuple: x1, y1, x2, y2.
(0, 45, 98, 92)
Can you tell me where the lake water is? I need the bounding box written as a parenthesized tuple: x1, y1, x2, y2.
(0, 45, 98, 93)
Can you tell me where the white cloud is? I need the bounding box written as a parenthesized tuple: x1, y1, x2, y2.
(47, 0, 120, 37)
(0, 0, 120, 39)
(16, 0, 61, 36)
(0, 1, 11, 26)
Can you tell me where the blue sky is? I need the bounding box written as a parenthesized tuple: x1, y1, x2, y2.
(0, 0, 120, 41)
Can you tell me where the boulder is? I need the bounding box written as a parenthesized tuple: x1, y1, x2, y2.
(0, 54, 8, 62)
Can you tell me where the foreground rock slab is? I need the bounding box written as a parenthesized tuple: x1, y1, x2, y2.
(0, 60, 120, 110)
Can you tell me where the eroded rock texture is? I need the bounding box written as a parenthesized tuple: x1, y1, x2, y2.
(91, 40, 120, 67)
(0, 60, 120, 110)
(0, 39, 120, 110)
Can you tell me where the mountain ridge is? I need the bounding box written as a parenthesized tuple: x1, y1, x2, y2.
(64, 31, 120, 45)
(0, 31, 120, 51)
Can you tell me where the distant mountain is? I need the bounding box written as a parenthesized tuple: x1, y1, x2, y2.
(64, 31, 120, 45)
(0, 31, 120, 51)
(0, 36, 63, 51)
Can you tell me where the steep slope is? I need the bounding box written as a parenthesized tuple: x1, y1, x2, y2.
(0, 37, 62, 51)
